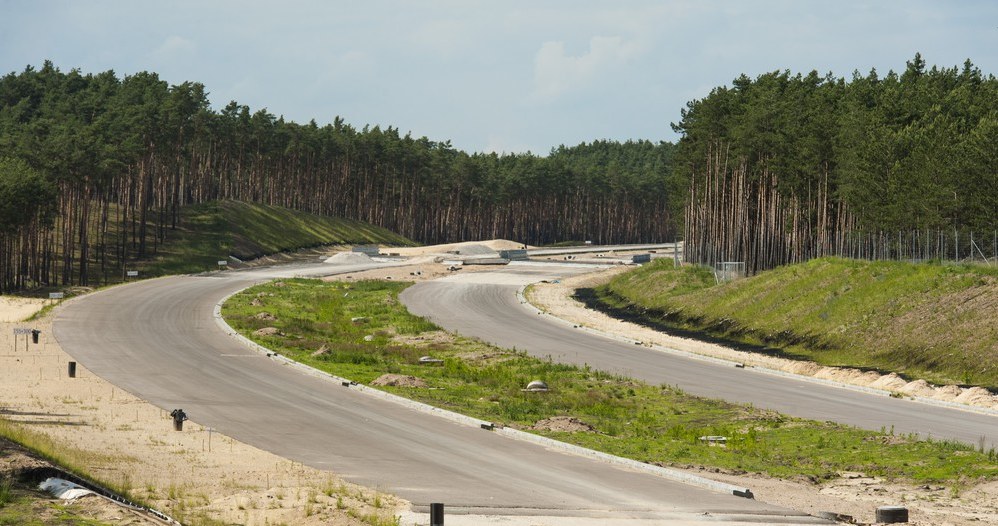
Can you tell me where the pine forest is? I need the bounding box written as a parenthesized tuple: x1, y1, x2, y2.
(1, 54, 996, 292)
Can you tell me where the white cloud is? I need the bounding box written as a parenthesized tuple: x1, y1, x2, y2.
(153, 35, 197, 58)
(531, 35, 641, 102)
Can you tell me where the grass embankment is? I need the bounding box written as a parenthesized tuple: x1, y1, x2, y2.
(592, 257, 998, 389)
(140, 200, 414, 276)
(13, 199, 413, 300)
(0, 422, 131, 525)
(222, 278, 998, 484)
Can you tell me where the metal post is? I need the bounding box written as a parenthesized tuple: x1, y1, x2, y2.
(430, 502, 444, 526)
(67, 362, 76, 378)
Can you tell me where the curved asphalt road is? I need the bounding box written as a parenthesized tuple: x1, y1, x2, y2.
(400, 262, 998, 450)
(53, 262, 823, 524)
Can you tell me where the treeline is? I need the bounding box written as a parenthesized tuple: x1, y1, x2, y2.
(0, 61, 677, 292)
(675, 54, 998, 273)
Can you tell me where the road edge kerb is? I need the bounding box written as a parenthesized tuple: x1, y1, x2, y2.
(516, 284, 998, 420)
(212, 285, 756, 500)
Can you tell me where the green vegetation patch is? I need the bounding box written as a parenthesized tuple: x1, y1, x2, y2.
(140, 200, 414, 276)
(0, 430, 129, 526)
(594, 257, 998, 388)
(222, 278, 998, 484)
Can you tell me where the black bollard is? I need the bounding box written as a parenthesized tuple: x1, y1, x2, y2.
(31, 329, 40, 344)
(67, 361, 76, 378)
(876, 505, 908, 523)
(170, 409, 188, 431)
(430, 502, 444, 526)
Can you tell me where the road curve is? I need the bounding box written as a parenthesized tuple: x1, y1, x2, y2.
(52, 262, 823, 523)
(400, 262, 998, 449)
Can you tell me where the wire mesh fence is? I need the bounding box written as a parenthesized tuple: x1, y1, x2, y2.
(697, 229, 998, 276)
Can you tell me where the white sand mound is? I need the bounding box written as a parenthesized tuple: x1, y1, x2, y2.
(449, 244, 498, 256)
(393, 239, 528, 257)
(955, 387, 998, 408)
(0, 296, 47, 322)
(324, 252, 373, 264)
(869, 373, 908, 390)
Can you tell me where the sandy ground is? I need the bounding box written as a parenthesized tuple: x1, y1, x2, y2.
(0, 296, 47, 322)
(2, 242, 996, 525)
(0, 298, 405, 524)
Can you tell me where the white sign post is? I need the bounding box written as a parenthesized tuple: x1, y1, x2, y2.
(13, 328, 31, 352)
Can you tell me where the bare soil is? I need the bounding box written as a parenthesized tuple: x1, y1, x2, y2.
(529, 416, 597, 433)
(370, 374, 428, 388)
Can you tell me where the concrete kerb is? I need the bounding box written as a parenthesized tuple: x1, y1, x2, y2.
(514, 285, 746, 371)
(212, 284, 756, 500)
(515, 285, 998, 420)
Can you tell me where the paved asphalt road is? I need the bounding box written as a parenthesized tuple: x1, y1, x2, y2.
(53, 262, 824, 524)
(400, 262, 998, 450)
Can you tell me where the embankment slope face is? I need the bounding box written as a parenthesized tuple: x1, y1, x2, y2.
(596, 257, 998, 389)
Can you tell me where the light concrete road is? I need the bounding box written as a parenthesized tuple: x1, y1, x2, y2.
(527, 243, 680, 257)
(400, 262, 998, 449)
(53, 262, 824, 524)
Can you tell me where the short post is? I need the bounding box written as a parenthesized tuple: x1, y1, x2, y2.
(875, 505, 908, 523)
(430, 502, 444, 526)
(67, 361, 77, 378)
(31, 329, 40, 344)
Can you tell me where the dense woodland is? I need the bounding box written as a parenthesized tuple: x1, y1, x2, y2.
(675, 54, 998, 272)
(0, 61, 676, 292)
(2, 55, 996, 292)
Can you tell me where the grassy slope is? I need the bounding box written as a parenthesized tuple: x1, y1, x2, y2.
(138, 200, 414, 276)
(221, 279, 998, 483)
(0, 424, 127, 526)
(596, 257, 998, 388)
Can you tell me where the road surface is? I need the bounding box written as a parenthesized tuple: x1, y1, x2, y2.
(400, 262, 998, 449)
(53, 261, 823, 524)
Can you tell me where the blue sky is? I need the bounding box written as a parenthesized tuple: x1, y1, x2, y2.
(1, 1, 996, 154)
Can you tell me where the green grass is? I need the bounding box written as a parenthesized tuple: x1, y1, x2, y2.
(222, 278, 998, 484)
(594, 257, 998, 389)
(0, 435, 119, 526)
(139, 199, 414, 276)
(0, 495, 117, 526)
(0, 422, 139, 505)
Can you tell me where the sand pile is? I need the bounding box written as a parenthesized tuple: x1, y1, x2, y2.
(0, 296, 46, 322)
(447, 244, 498, 256)
(393, 239, 527, 257)
(325, 252, 373, 264)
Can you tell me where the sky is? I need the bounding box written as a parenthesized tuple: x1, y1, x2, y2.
(1, 1, 996, 155)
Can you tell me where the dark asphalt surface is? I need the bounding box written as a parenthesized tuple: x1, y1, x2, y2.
(400, 263, 998, 450)
(52, 262, 824, 523)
